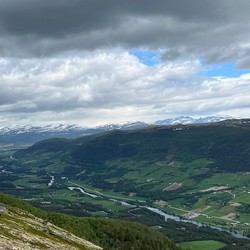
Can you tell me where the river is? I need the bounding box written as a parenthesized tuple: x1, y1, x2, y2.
(67, 184, 249, 240)
(68, 186, 100, 198)
(143, 206, 249, 240)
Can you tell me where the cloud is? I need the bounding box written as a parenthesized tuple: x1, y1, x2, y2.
(0, 52, 198, 109)
(0, 0, 249, 67)
(0, 52, 250, 126)
(0, 1, 250, 126)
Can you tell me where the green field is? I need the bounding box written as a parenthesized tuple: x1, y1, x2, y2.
(1, 144, 250, 236)
(178, 240, 226, 250)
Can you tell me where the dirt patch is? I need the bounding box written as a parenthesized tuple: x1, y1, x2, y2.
(229, 202, 241, 207)
(222, 213, 238, 220)
(193, 205, 211, 213)
(163, 182, 182, 192)
(154, 200, 168, 207)
(201, 186, 228, 192)
(129, 192, 136, 197)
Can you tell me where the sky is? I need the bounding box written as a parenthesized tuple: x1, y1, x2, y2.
(1, 0, 250, 127)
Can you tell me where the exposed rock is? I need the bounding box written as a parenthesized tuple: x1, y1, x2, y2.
(0, 207, 102, 250)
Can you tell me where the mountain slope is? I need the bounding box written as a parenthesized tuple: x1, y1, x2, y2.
(17, 119, 250, 172)
(0, 200, 101, 250)
(0, 193, 179, 250)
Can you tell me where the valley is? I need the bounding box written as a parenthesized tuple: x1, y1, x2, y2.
(2, 161, 249, 237)
(1, 120, 250, 249)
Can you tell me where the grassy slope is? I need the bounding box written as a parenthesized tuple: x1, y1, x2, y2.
(0, 193, 179, 250)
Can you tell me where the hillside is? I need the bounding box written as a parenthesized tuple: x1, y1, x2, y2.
(16, 119, 250, 172)
(0, 195, 101, 250)
(0, 193, 178, 250)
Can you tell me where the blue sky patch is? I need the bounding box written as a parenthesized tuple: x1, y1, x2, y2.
(201, 61, 250, 78)
(129, 49, 160, 67)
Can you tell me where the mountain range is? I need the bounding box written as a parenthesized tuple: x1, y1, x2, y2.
(154, 115, 233, 125)
(0, 116, 233, 144)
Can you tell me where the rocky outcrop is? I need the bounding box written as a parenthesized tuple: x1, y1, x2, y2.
(0, 205, 102, 250)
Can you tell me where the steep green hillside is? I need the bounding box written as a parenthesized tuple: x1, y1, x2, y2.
(16, 119, 250, 172)
(0, 193, 178, 250)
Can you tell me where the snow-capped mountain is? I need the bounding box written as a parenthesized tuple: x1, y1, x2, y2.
(0, 124, 83, 135)
(0, 116, 235, 145)
(0, 122, 148, 135)
(0, 122, 148, 145)
(154, 115, 233, 125)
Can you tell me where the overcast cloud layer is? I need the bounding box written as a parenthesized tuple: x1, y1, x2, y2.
(0, 0, 250, 126)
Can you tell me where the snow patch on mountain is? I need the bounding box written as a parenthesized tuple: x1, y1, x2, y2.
(0, 117, 236, 145)
(154, 115, 233, 125)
